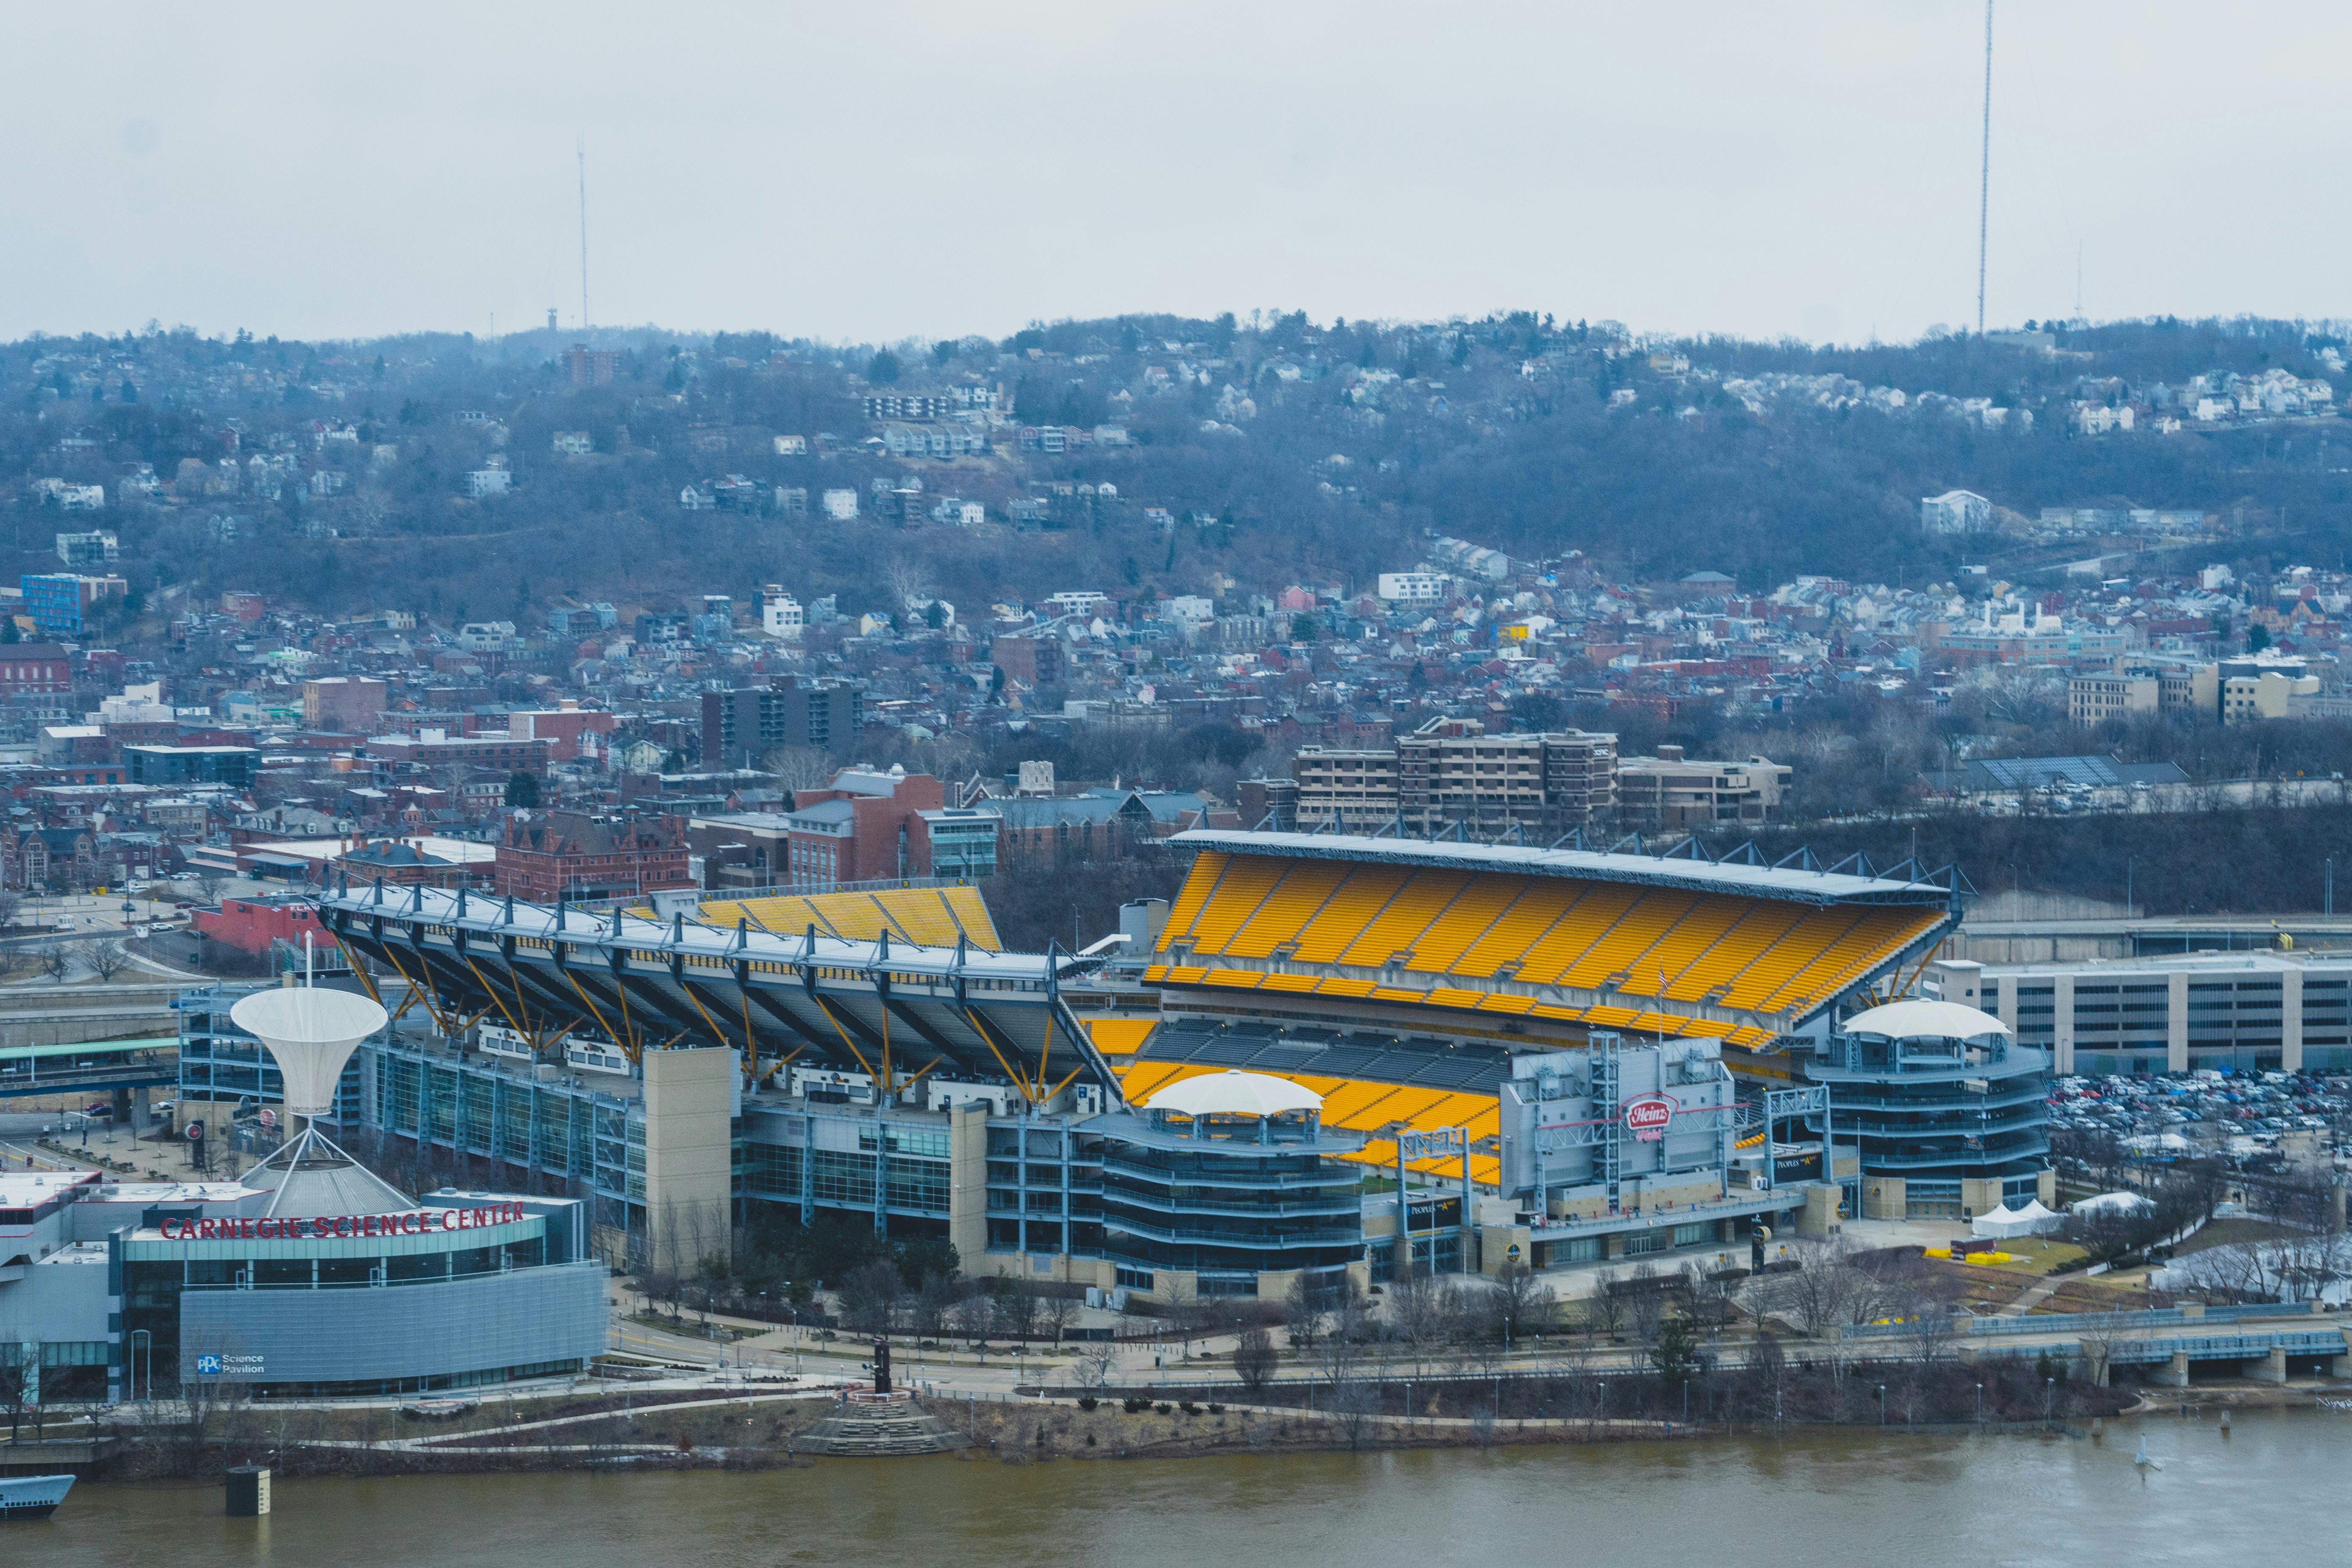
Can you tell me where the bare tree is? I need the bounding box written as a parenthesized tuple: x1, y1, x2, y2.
(762, 745, 836, 801)
(87, 936, 131, 983)
(1036, 1285, 1078, 1346)
(1284, 1271, 1332, 1348)
(952, 1286, 994, 1346)
(0, 1343, 30, 1442)
(0, 888, 23, 931)
(1488, 1259, 1556, 1348)
(1077, 1337, 1121, 1393)
(991, 1276, 1040, 1343)
(1158, 1273, 1201, 1358)
(910, 1272, 955, 1341)
(36, 942, 69, 983)
(1387, 1266, 1462, 1376)
(1233, 1324, 1278, 1395)
(836, 1259, 903, 1336)
(1586, 1267, 1629, 1342)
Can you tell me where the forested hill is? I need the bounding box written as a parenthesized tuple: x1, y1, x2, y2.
(4, 311, 2346, 622)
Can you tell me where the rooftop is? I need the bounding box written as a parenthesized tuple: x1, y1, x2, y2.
(1168, 829, 1957, 908)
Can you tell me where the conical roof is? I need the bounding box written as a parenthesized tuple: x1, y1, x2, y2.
(239, 1124, 411, 1217)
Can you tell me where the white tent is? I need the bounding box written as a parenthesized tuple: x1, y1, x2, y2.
(2072, 1191, 2155, 1219)
(1971, 1200, 2062, 1239)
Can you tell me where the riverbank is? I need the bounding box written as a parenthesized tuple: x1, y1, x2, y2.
(57, 1376, 2188, 1480)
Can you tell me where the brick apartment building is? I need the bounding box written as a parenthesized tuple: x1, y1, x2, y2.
(494, 810, 694, 901)
(700, 676, 862, 770)
(365, 730, 555, 777)
(990, 634, 1065, 688)
(506, 702, 619, 763)
(302, 676, 389, 732)
(0, 645, 72, 697)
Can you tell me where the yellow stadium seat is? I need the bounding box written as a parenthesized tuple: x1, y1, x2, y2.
(1335, 871, 1472, 967)
(1556, 891, 1701, 990)
(1083, 1019, 1157, 1057)
(1451, 880, 1582, 978)
(1283, 865, 1411, 962)
(1159, 851, 1231, 948)
(1336, 1087, 1448, 1131)
(1715, 908, 1866, 1011)
(1664, 903, 1803, 1000)
(1184, 856, 1291, 955)
(1512, 884, 1643, 984)
(1621, 896, 1748, 997)
(1225, 860, 1352, 957)
(1404, 876, 1533, 975)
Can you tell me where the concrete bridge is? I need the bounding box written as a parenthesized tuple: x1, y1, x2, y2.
(1954, 1320, 2350, 1385)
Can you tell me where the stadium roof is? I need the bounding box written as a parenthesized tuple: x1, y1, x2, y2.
(1168, 830, 1956, 908)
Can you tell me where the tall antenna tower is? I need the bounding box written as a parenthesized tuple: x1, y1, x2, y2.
(577, 138, 591, 332)
(2074, 241, 2085, 326)
(1976, 0, 1993, 335)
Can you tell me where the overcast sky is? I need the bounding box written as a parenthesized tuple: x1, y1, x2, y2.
(5, 3, 2348, 348)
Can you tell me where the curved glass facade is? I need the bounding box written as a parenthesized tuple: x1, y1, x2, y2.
(1095, 1107, 1363, 1295)
(1803, 1030, 2051, 1183)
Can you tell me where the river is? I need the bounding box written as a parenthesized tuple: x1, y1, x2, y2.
(32, 1409, 2345, 1567)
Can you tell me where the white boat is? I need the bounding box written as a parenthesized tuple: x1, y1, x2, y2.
(0, 1473, 74, 1521)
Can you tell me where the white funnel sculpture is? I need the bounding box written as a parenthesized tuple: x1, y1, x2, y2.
(231, 983, 405, 1217)
(230, 986, 388, 1117)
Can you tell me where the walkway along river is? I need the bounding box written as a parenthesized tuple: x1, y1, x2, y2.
(28, 1406, 2352, 1568)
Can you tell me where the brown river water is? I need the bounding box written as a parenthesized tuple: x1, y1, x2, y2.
(29, 1409, 2343, 1568)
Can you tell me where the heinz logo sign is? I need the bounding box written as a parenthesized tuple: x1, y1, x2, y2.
(1622, 1096, 1676, 1140)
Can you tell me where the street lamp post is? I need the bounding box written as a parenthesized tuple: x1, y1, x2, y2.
(1876, 1383, 1887, 1425)
(1975, 1382, 1984, 1424)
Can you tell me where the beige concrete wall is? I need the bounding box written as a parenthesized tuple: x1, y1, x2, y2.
(1795, 1183, 1841, 1237)
(1479, 1223, 1531, 1277)
(1256, 1267, 1302, 1304)
(1861, 1175, 1907, 1220)
(948, 1102, 988, 1269)
(640, 1045, 734, 1274)
(1961, 1177, 2004, 1219)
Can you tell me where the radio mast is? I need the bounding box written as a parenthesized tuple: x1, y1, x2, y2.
(1976, 0, 1993, 335)
(577, 139, 591, 332)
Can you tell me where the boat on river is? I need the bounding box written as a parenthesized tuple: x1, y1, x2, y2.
(0, 1473, 74, 1521)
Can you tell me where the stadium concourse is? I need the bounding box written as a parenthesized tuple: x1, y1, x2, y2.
(290, 832, 1967, 1303)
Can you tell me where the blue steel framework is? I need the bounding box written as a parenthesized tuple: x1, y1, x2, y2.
(315, 880, 1117, 1112)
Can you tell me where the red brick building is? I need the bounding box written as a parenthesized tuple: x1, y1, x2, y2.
(302, 676, 389, 733)
(494, 810, 694, 901)
(782, 767, 946, 887)
(365, 731, 555, 776)
(0, 644, 71, 696)
(194, 893, 340, 957)
(506, 703, 619, 763)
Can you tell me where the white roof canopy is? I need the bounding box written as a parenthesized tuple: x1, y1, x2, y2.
(1146, 1070, 1322, 1118)
(1839, 999, 2011, 1041)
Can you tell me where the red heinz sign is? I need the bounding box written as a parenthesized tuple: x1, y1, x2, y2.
(156, 1202, 529, 1242)
(1621, 1095, 1676, 1141)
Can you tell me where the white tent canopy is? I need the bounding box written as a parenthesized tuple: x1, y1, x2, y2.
(2073, 1190, 2156, 1218)
(1971, 1199, 2063, 1239)
(1840, 999, 2011, 1041)
(1146, 1070, 1322, 1118)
